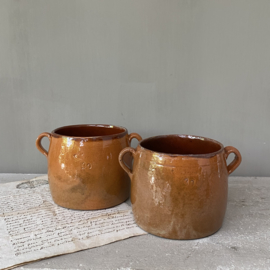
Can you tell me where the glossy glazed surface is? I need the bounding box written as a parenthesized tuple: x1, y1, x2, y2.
(119, 135, 242, 240)
(36, 124, 142, 210)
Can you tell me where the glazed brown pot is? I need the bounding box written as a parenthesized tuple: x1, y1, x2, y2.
(36, 124, 142, 210)
(119, 135, 242, 240)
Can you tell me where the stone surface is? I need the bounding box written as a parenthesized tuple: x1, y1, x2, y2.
(1, 174, 269, 270)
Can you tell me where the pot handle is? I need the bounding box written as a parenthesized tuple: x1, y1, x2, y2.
(224, 146, 242, 174)
(36, 132, 51, 157)
(119, 147, 136, 179)
(128, 133, 142, 145)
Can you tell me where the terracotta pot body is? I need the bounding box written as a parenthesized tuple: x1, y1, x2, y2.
(36, 124, 141, 210)
(119, 135, 242, 240)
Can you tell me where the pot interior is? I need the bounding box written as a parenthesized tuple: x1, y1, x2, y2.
(141, 135, 222, 155)
(53, 125, 126, 137)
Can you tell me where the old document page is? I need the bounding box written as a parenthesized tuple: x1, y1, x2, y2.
(0, 176, 146, 270)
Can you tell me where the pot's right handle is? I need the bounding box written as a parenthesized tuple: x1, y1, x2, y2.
(128, 133, 142, 145)
(36, 132, 51, 157)
(224, 146, 242, 174)
(119, 147, 136, 179)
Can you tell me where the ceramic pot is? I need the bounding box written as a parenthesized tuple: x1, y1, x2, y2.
(119, 134, 242, 239)
(36, 124, 142, 210)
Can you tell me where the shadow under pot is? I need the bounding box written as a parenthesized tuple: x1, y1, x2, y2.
(36, 124, 142, 210)
(119, 134, 242, 240)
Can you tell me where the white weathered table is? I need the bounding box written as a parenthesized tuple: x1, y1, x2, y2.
(1, 174, 269, 270)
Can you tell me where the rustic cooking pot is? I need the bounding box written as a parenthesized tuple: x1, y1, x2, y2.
(119, 134, 242, 239)
(36, 124, 141, 210)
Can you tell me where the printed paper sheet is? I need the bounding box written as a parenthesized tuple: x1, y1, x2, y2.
(0, 176, 146, 270)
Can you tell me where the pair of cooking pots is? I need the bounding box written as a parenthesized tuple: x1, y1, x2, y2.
(36, 124, 242, 240)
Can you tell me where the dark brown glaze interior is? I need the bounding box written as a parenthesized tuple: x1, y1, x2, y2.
(140, 135, 222, 155)
(52, 125, 127, 138)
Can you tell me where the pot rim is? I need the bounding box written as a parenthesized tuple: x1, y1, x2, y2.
(51, 124, 128, 140)
(139, 134, 224, 158)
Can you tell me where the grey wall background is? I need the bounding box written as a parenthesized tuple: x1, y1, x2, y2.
(0, 0, 269, 176)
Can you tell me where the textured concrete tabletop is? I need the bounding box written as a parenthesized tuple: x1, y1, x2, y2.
(1, 174, 269, 270)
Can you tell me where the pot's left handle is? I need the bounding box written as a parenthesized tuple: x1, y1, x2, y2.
(36, 132, 52, 158)
(119, 147, 136, 180)
(128, 133, 142, 145)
